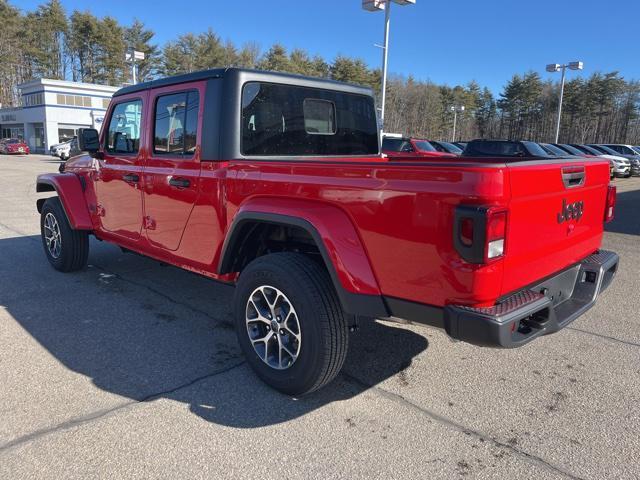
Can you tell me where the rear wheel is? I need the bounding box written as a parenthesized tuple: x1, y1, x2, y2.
(234, 252, 348, 396)
(40, 197, 89, 272)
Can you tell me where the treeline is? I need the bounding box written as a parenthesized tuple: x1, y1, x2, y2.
(3, 0, 640, 144)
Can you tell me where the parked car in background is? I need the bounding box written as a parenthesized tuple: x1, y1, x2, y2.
(598, 144, 640, 176)
(0, 138, 29, 155)
(429, 140, 463, 155)
(462, 139, 552, 158)
(381, 136, 457, 158)
(453, 141, 467, 150)
(586, 145, 633, 177)
(50, 137, 81, 160)
(600, 144, 640, 157)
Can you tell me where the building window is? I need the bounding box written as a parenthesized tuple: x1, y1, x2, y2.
(22, 92, 44, 107)
(58, 128, 77, 142)
(56, 94, 94, 108)
(153, 91, 199, 156)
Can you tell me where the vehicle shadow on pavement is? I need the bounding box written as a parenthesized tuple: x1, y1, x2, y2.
(605, 188, 640, 236)
(0, 235, 429, 429)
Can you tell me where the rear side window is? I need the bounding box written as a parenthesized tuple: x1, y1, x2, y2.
(153, 90, 199, 155)
(241, 82, 378, 156)
(105, 100, 142, 154)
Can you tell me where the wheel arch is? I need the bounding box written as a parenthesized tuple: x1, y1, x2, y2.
(36, 173, 93, 231)
(218, 200, 387, 317)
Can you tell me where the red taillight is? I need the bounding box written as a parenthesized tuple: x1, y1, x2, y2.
(454, 206, 508, 264)
(486, 209, 507, 261)
(605, 185, 616, 223)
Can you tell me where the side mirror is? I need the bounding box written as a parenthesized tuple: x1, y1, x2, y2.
(78, 128, 100, 154)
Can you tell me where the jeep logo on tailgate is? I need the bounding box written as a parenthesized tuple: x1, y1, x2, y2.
(557, 199, 584, 223)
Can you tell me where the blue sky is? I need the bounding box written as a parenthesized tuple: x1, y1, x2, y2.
(17, 0, 640, 93)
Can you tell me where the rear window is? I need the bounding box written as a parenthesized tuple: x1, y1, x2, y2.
(241, 82, 378, 156)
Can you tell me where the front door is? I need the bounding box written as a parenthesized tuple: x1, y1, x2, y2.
(142, 85, 203, 251)
(94, 95, 146, 242)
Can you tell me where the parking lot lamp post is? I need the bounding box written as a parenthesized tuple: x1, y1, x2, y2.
(546, 61, 583, 142)
(363, 0, 416, 132)
(126, 50, 146, 85)
(450, 105, 464, 142)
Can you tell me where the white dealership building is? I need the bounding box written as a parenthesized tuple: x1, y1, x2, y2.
(0, 79, 119, 153)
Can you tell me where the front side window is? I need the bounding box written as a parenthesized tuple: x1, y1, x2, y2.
(105, 100, 143, 154)
(153, 91, 199, 156)
(241, 82, 378, 156)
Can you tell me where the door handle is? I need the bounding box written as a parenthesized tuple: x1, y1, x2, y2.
(169, 177, 190, 188)
(123, 173, 140, 183)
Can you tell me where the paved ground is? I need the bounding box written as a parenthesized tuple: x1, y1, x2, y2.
(0, 154, 638, 480)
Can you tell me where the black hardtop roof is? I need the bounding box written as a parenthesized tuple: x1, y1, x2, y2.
(113, 67, 374, 98)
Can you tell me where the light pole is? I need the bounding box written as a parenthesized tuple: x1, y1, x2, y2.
(546, 61, 583, 143)
(450, 105, 464, 142)
(363, 0, 416, 132)
(125, 50, 146, 85)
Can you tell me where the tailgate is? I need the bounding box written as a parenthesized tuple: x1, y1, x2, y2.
(502, 159, 610, 296)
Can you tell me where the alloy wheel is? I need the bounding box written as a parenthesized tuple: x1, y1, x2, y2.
(245, 285, 301, 370)
(43, 212, 62, 259)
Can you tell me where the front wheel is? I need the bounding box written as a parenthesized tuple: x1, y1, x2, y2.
(40, 197, 89, 272)
(234, 253, 348, 396)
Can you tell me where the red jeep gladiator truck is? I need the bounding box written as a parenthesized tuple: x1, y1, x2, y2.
(36, 68, 619, 395)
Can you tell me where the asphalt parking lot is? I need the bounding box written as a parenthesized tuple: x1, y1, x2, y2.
(0, 154, 638, 480)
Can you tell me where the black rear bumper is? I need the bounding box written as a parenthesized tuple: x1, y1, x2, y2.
(443, 250, 619, 348)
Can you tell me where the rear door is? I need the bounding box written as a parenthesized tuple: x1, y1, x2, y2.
(141, 83, 204, 251)
(95, 94, 146, 242)
(502, 159, 610, 295)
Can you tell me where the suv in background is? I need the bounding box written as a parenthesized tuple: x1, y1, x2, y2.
(382, 136, 457, 158)
(599, 144, 640, 176)
(586, 145, 633, 177)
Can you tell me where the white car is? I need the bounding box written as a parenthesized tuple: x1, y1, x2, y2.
(50, 138, 79, 160)
(580, 145, 632, 178)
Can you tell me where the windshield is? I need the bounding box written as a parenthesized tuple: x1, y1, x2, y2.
(576, 145, 601, 155)
(632, 146, 640, 155)
(558, 144, 583, 155)
(437, 141, 463, 154)
(591, 145, 619, 156)
(522, 141, 551, 156)
(6, 139, 19, 144)
(413, 140, 437, 152)
(541, 143, 568, 155)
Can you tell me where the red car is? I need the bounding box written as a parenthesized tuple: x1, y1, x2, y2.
(382, 136, 458, 158)
(36, 69, 618, 395)
(0, 138, 30, 155)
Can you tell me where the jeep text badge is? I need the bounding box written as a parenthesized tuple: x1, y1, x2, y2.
(557, 199, 584, 223)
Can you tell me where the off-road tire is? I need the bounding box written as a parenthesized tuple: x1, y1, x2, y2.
(234, 252, 348, 396)
(40, 197, 89, 272)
